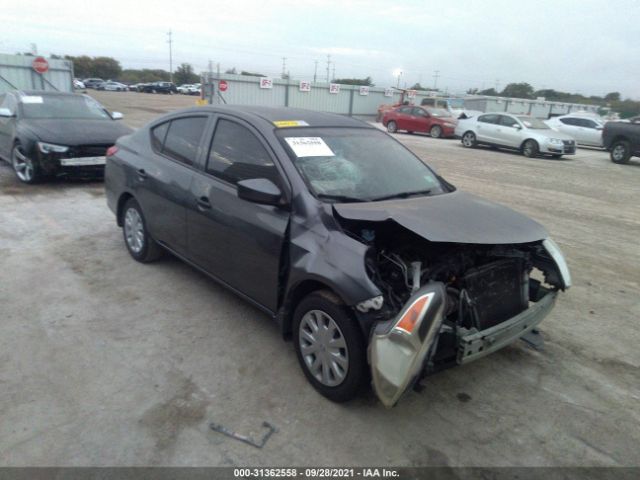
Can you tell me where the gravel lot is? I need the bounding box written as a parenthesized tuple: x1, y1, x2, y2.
(1, 91, 639, 467)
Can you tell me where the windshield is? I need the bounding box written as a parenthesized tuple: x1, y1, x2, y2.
(517, 116, 549, 129)
(20, 95, 111, 120)
(426, 108, 451, 117)
(277, 128, 446, 202)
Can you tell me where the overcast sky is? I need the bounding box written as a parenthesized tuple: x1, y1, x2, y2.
(1, 0, 638, 98)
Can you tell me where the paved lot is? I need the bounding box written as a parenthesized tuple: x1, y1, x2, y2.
(1, 92, 639, 466)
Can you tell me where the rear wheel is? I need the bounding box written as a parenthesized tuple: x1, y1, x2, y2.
(461, 131, 477, 148)
(430, 125, 443, 138)
(522, 139, 539, 158)
(610, 140, 631, 164)
(293, 291, 368, 402)
(122, 198, 163, 263)
(12, 144, 40, 184)
(386, 121, 398, 133)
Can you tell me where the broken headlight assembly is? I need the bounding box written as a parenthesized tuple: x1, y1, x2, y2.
(543, 238, 571, 289)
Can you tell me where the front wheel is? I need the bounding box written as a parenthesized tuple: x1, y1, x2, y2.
(430, 125, 443, 138)
(293, 291, 368, 402)
(12, 144, 40, 184)
(610, 140, 631, 164)
(122, 198, 163, 263)
(386, 120, 398, 133)
(522, 139, 539, 158)
(461, 131, 477, 148)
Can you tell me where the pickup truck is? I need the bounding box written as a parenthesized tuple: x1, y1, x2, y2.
(602, 118, 640, 164)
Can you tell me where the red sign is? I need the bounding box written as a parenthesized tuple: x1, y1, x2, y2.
(32, 56, 49, 74)
(218, 80, 228, 92)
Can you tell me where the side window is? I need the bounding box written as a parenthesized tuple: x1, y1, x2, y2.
(560, 118, 578, 126)
(162, 116, 208, 166)
(582, 119, 597, 128)
(478, 114, 498, 124)
(150, 122, 170, 151)
(499, 115, 518, 127)
(412, 107, 428, 117)
(207, 119, 277, 185)
(397, 106, 412, 114)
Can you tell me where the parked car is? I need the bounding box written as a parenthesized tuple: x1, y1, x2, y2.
(105, 106, 571, 407)
(0, 90, 132, 183)
(141, 82, 178, 94)
(383, 105, 457, 138)
(98, 81, 129, 92)
(545, 115, 604, 147)
(73, 78, 85, 89)
(177, 84, 200, 95)
(456, 113, 576, 158)
(602, 118, 640, 164)
(83, 78, 105, 89)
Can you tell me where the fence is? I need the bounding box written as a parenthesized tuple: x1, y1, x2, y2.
(0, 53, 74, 94)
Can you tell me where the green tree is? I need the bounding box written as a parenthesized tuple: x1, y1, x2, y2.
(240, 70, 265, 77)
(500, 82, 534, 99)
(65, 55, 93, 78)
(332, 76, 373, 86)
(225, 67, 237, 74)
(466, 88, 479, 94)
(174, 63, 199, 85)
(478, 88, 498, 96)
(91, 56, 122, 80)
(604, 92, 621, 102)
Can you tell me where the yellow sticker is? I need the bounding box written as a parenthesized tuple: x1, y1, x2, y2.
(273, 120, 310, 128)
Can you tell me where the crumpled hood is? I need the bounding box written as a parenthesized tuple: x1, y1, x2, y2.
(333, 191, 547, 245)
(21, 119, 133, 146)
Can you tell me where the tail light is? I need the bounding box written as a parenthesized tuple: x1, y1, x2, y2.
(106, 145, 119, 157)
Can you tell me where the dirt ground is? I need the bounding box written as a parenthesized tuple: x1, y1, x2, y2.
(0, 91, 638, 467)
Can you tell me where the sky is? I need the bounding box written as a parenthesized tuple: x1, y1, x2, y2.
(1, 0, 639, 99)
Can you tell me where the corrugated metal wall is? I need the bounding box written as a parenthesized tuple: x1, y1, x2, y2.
(0, 54, 73, 94)
(464, 96, 599, 119)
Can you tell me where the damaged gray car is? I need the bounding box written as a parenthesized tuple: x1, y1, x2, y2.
(105, 106, 571, 407)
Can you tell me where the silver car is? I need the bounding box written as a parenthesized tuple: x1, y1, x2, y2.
(456, 113, 576, 158)
(545, 114, 604, 147)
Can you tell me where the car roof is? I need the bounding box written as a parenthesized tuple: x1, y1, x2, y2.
(176, 105, 372, 129)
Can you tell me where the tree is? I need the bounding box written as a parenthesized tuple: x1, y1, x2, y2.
(120, 69, 170, 83)
(478, 88, 498, 96)
(332, 76, 373, 86)
(240, 70, 266, 77)
(225, 67, 237, 75)
(500, 82, 534, 99)
(91, 56, 122, 80)
(174, 63, 199, 85)
(466, 88, 479, 95)
(604, 92, 621, 102)
(65, 55, 93, 78)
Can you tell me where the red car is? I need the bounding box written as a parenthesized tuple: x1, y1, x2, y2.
(382, 105, 457, 138)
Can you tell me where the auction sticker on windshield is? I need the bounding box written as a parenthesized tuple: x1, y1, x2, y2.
(21, 96, 43, 104)
(273, 120, 309, 128)
(285, 137, 335, 157)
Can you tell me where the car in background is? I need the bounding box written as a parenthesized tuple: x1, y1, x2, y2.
(382, 106, 457, 138)
(97, 81, 129, 92)
(141, 81, 178, 94)
(602, 118, 640, 164)
(73, 78, 85, 89)
(177, 84, 200, 95)
(105, 105, 570, 407)
(83, 78, 105, 89)
(545, 115, 604, 147)
(456, 113, 576, 158)
(128, 83, 147, 92)
(0, 90, 132, 183)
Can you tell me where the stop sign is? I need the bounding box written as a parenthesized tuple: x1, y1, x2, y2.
(219, 80, 228, 92)
(32, 56, 49, 74)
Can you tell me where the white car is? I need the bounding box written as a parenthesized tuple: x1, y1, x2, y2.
(545, 115, 604, 147)
(455, 113, 577, 158)
(73, 79, 85, 89)
(177, 84, 200, 95)
(99, 81, 128, 91)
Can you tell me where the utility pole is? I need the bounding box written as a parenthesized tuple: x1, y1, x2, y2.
(495, 79, 500, 92)
(207, 60, 213, 104)
(433, 70, 440, 90)
(332, 63, 335, 82)
(326, 54, 331, 82)
(167, 30, 173, 83)
(313, 60, 318, 83)
(281, 57, 287, 78)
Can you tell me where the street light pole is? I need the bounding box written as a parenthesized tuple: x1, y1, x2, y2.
(167, 30, 173, 83)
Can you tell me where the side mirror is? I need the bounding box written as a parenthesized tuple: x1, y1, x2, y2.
(111, 111, 123, 120)
(596, 126, 603, 131)
(0, 108, 14, 118)
(237, 178, 282, 206)
(514, 124, 522, 130)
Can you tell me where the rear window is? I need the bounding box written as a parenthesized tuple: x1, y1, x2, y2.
(478, 114, 499, 124)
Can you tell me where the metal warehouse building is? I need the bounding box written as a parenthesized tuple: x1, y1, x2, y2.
(0, 53, 73, 94)
(463, 95, 600, 119)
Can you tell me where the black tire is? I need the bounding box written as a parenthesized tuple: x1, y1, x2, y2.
(430, 125, 442, 138)
(293, 290, 368, 403)
(461, 131, 477, 148)
(121, 198, 163, 263)
(522, 139, 539, 158)
(610, 140, 631, 164)
(11, 144, 40, 184)
(386, 120, 398, 133)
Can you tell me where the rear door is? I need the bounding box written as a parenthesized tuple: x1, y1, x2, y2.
(476, 114, 500, 143)
(133, 115, 210, 255)
(577, 118, 603, 146)
(394, 106, 414, 131)
(187, 116, 290, 312)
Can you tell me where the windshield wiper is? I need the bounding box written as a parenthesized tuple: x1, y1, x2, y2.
(316, 193, 368, 203)
(370, 189, 432, 202)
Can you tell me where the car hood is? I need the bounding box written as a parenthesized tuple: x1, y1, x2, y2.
(333, 191, 547, 245)
(22, 119, 133, 146)
(531, 128, 574, 141)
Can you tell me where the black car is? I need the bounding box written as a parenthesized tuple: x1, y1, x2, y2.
(141, 82, 178, 94)
(0, 91, 133, 183)
(105, 106, 571, 407)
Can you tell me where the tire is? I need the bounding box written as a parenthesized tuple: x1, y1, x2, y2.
(430, 125, 443, 138)
(610, 140, 631, 164)
(11, 144, 40, 184)
(461, 131, 477, 148)
(293, 291, 368, 403)
(386, 121, 398, 133)
(121, 198, 163, 263)
(522, 139, 539, 158)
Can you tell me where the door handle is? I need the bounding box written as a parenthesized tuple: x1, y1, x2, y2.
(137, 168, 148, 179)
(197, 196, 212, 210)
